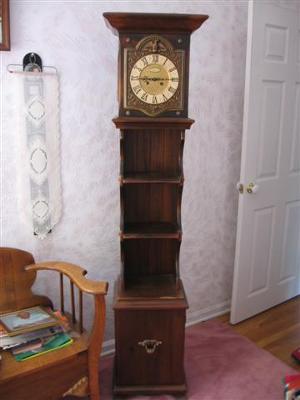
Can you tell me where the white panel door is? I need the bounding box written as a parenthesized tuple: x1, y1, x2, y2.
(231, 0, 300, 324)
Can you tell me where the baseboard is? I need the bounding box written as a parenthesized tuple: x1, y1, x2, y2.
(186, 300, 231, 327)
(101, 339, 115, 356)
(100, 300, 231, 356)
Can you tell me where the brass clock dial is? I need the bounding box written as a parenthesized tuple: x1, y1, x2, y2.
(129, 54, 179, 105)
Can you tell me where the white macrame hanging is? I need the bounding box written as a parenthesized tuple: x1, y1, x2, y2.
(15, 72, 62, 239)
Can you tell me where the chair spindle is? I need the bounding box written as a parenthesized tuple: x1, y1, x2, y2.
(70, 281, 76, 324)
(79, 289, 83, 333)
(59, 273, 64, 313)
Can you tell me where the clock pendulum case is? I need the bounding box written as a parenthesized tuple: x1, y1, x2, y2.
(104, 12, 209, 396)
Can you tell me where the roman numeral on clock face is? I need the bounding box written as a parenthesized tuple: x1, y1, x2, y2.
(152, 96, 158, 104)
(168, 86, 176, 94)
(169, 67, 176, 73)
(133, 85, 142, 94)
(141, 93, 148, 101)
(152, 54, 159, 63)
(141, 57, 148, 66)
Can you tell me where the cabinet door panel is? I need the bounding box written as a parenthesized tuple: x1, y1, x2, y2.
(115, 309, 185, 386)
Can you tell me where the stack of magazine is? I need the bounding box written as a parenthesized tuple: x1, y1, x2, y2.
(0, 306, 73, 361)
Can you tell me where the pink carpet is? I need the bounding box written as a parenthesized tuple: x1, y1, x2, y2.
(97, 320, 296, 400)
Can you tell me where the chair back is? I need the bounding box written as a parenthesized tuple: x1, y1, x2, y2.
(0, 248, 52, 313)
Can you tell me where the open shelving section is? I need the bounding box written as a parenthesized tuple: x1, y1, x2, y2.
(114, 118, 194, 300)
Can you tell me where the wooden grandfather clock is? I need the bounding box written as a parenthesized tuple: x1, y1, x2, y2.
(104, 12, 208, 396)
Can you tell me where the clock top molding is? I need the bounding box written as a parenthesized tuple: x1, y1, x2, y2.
(104, 12, 209, 120)
(103, 12, 209, 35)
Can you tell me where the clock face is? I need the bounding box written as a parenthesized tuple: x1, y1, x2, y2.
(129, 54, 179, 105)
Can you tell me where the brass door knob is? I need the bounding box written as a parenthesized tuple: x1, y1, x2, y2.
(236, 182, 244, 194)
(246, 182, 259, 194)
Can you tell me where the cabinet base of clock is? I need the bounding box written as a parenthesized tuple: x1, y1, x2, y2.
(113, 293, 188, 396)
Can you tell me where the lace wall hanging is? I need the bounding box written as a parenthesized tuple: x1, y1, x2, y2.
(12, 68, 62, 239)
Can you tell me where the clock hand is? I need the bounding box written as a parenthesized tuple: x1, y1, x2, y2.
(139, 77, 165, 81)
(139, 77, 173, 82)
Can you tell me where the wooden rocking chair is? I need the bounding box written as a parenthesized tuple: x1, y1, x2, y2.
(0, 247, 108, 400)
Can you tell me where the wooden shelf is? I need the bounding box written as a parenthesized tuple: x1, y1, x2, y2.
(122, 238, 179, 278)
(113, 117, 195, 130)
(123, 185, 181, 235)
(122, 222, 181, 239)
(116, 275, 184, 300)
(122, 130, 184, 179)
(121, 173, 183, 184)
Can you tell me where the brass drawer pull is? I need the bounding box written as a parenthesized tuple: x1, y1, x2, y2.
(138, 339, 162, 354)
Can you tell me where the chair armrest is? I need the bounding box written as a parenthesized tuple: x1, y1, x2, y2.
(26, 261, 107, 391)
(25, 262, 108, 296)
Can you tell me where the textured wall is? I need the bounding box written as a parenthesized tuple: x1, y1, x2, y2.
(1, 0, 248, 343)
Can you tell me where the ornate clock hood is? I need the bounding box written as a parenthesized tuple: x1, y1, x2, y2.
(104, 12, 208, 118)
(103, 12, 209, 35)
